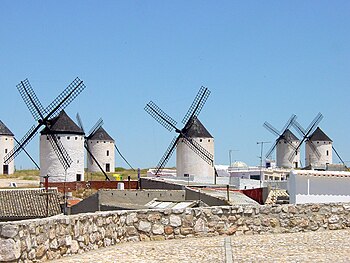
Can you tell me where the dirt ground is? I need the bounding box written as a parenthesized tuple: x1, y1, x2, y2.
(0, 178, 40, 188)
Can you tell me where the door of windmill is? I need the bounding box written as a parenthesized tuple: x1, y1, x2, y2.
(3, 165, 8, 175)
(105, 163, 110, 172)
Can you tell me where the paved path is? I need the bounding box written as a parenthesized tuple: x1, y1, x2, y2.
(52, 229, 350, 262)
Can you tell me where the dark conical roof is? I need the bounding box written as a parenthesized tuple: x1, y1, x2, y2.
(87, 126, 114, 141)
(0, 120, 14, 136)
(279, 129, 299, 141)
(309, 127, 332, 142)
(40, 110, 84, 135)
(183, 117, 213, 138)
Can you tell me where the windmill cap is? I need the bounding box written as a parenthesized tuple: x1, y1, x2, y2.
(40, 110, 84, 135)
(0, 120, 14, 136)
(280, 129, 299, 141)
(309, 127, 332, 142)
(87, 126, 114, 141)
(184, 117, 213, 138)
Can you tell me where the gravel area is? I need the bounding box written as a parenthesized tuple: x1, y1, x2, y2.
(52, 229, 350, 263)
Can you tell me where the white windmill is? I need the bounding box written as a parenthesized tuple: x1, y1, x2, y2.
(0, 121, 15, 175)
(145, 87, 217, 184)
(264, 115, 301, 168)
(40, 110, 85, 182)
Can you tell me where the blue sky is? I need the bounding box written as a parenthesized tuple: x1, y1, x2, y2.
(1, 1, 349, 169)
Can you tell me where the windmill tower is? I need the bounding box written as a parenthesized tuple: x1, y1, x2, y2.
(176, 117, 214, 182)
(305, 127, 332, 168)
(0, 121, 15, 175)
(145, 86, 217, 184)
(40, 110, 85, 182)
(264, 115, 300, 168)
(87, 126, 115, 173)
(4, 77, 86, 183)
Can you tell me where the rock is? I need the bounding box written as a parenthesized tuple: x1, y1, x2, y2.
(253, 218, 261, 226)
(139, 234, 150, 241)
(126, 213, 138, 225)
(226, 226, 238, 235)
(1, 225, 18, 238)
(0, 238, 21, 261)
(138, 221, 152, 233)
(164, 226, 174, 235)
(35, 244, 47, 258)
(244, 207, 253, 215)
(60, 246, 68, 255)
(270, 218, 279, 228)
(194, 218, 207, 233)
(212, 208, 223, 215)
(161, 218, 169, 225)
(150, 235, 165, 241)
(126, 226, 138, 236)
(28, 249, 36, 260)
(180, 227, 193, 235)
(170, 215, 182, 227)
(328, 215, 339, 224)
(50, 239, 59, 249)
(71, 240, 79, 253)
(147, 213, 161, 222)
(299, 218, 309, 228)
(152, 224, 164, 235)
(228, 215, 237, 222)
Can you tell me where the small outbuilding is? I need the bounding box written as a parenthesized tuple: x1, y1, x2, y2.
(0, 120, 15, 175)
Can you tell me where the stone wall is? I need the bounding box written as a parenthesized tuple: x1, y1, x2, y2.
(1, 202, 350, 262)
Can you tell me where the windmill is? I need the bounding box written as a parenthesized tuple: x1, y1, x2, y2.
(263, 114, 300, 168)
(145, 86, 217, 184)
(290, 112, 324, 168)
(76, 114, 111, 180)
(4, 78, 86, 181)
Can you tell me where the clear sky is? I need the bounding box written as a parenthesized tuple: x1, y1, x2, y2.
(1, 1, 349, 169)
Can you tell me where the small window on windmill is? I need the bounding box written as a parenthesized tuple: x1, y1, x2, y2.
(104, 141, 106, 143)
(326, 150, 329, 156)
(46, 136, 49, 140)
(67, 136, 70, 140)
(5, 138, 7, 140)
(75, 137, 77, 140)
(208, 139, 210, 142)
(200, 139, 202, 142)
(4, 149, 7, 154)
(58, 136, 61, 140)
(106, 150, 109, 156)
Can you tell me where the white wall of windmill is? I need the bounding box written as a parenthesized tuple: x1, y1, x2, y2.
(176, 137, 214, 184)
(0, 135, 15, 175)
(40, 134, 85, 182)
(305, 140, 333, 168)
(87, 139, 115, 173)
(276, 140, 300, 168)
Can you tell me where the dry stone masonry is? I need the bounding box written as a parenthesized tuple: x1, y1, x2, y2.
(1, 203, 350, 262)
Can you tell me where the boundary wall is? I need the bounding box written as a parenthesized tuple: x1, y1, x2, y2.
(1, 202, 350, 262)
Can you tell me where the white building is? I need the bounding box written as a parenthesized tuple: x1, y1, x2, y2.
(0, 121, 15, 175)
(276, 129, 300, 168)
(40, 111, 85, 182)
(288, 170, 350, 204)
(305, 127, 333, 169)
(176, 117, 214, 184)
(87, 126, 115, 173)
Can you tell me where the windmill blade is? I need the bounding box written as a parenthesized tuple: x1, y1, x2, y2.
(84, 140, 94, 165)
(76, 113, 85, 134)
(182, 86, 211, 125)
(305, 112, 323, 135)
(88, 118, 103, 137)
(154, 136, 180, 175)
(280, 114, 297, 134)
(47, 134, 73, 171)
(145, 101, 178, 132)
(332, 146, 346, 166)
(182, 135, 213, 166)
(44, 77, 86, 120)
(292, 119, 306, 137)
(17, 79, 46, 121)
(114, 144, 135, 171)
(13, 137, 40, 170)
(307, 140, 321, 159)
(4, 124, 40, 164)
(263, 121, 280, 137)
(84, 143, 110, 181)
(265, 140, 278, 159)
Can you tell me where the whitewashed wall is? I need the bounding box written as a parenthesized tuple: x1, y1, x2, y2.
(288, 170, 350, 204)
(40, 134, 85, 182)
(305, 141, 332, 167)
(276, 140, 300, 168)
(176, 137, 214, 184)
(87, 140, 115, 173)
(0, 135, 14, 175)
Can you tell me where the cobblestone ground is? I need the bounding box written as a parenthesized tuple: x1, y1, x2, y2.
(52, 229, 350, 263)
